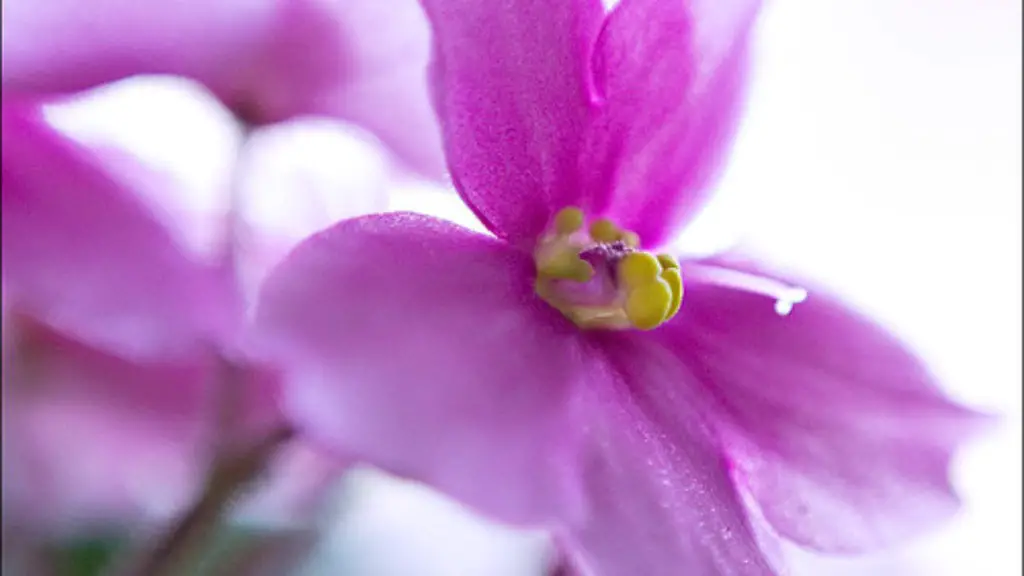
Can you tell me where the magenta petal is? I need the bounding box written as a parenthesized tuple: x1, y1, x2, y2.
(254, 212, 589, 525)
(1, 0, 340, 125)
(1, 105, 232, 361)
(559, 334, 776, 576)
(421, 0, 604, 245)
(586, 0, 760, 248)
(2, 323, 208, 530)
(657, 255, 991, 553)
(3, 0, 444, 177)
(313, 0, 446, 179)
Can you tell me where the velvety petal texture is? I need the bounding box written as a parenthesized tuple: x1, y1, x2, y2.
(1, 103, 232, 361)
(254, 212, 590, 525)
(560, 334, 776, 576)
(657, 255, 988, 552)
(2, 0, 445, 177)
(421, 0, 604, 245)
(424, 0, 759, 248)
(586, 0, 759, 248)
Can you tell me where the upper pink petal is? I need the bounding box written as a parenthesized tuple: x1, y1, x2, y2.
(253, 212, 590, 525)
(1, 103, 233, 361)
(585, 0, 761, 248)
(420, 0, 604, 246)
(656, 254, 991, 553)
(2, 0, 444, 178)
(558, 333, 776, 576)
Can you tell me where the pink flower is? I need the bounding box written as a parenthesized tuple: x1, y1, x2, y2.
(253, 0, 988, 574)
(1, 101, 339, 535)
(1, 0, 445, 178)
(1, 100, 232, 362)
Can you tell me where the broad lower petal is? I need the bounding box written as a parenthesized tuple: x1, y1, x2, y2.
(421, 0, 604, 245)
(657, 255, 991, 552)
(558, 333, 776, 576)
(586, 0, 760, 248)
(254, 212, 590, 525)
(1, 105, 232, 361)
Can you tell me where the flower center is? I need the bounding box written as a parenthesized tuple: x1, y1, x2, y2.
(533, 207, 683, 331)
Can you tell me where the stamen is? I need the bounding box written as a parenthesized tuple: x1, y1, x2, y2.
(534, 207, 684, 331)
(685, 263, 807, 316)
(589, 218, 623, 244)
(554, 207, 584, 235)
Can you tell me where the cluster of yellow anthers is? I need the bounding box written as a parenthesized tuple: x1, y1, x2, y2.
(534, 207, 683, 331)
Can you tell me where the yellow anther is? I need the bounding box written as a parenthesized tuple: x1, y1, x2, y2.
(554, 207, 585, 235)
(538, 252, 594, 283)
(622, 231, 641, 248)
(617, 252, 662, 288)
(661, 267, 683, 320)
(624, 278, 672, 330)
(589, 218, 622, 243)
(656, 254, 679, 270)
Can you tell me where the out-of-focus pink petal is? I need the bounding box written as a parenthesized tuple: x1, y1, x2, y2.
(315, 0, 446, 179)
(421, 0, 604, 246)
(235, 441, 344, 528)
(254, 212, 590, 525)
(657, 254, 991, 553)
(558, 333, 776, 576)
(1, 105, 232, 361)
(226, 362, 349, 527)
(586, 0, 760, 248)
(2, 321, 209, 532)
(3, 320, 338, 533)
(236, 117, 393, 298)
(3, 0, 444, 178)
(3, 0, 302, 115)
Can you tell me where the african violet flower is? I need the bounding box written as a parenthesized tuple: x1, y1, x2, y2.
(1, 102, 340, 537)
(2, 0, 445, 177)
(253, 0, 986, 573)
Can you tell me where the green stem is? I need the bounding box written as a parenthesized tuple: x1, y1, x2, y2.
(112, 425, 295, 576)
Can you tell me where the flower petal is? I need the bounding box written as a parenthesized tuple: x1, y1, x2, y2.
(314, 0, 447, 179)
(1, 104, 233, 361)
(2, 321, 208, 531)
(420, 0, 604, 245)
(586, 0, 760, 248)
(657, 255, 990, 553)
(254, 212, 589, 525)
(2, 319, 334, 533)
(558, 334, 776, 576)
(3, 0, 443, 177)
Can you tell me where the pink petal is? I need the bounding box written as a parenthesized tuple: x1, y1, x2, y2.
(2, 320, 337, 532)
(558, 333, 776, 576)
(421, 0, 604, 246)
(1, 104, 233, 361)
(2, 321, 208, 531)
(586, 0, 761, 248)
(2, 0, 444, 177)
(656, 255, 990, 553)
(254, 212, 589, 525)
(314, 0, 447, 179)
